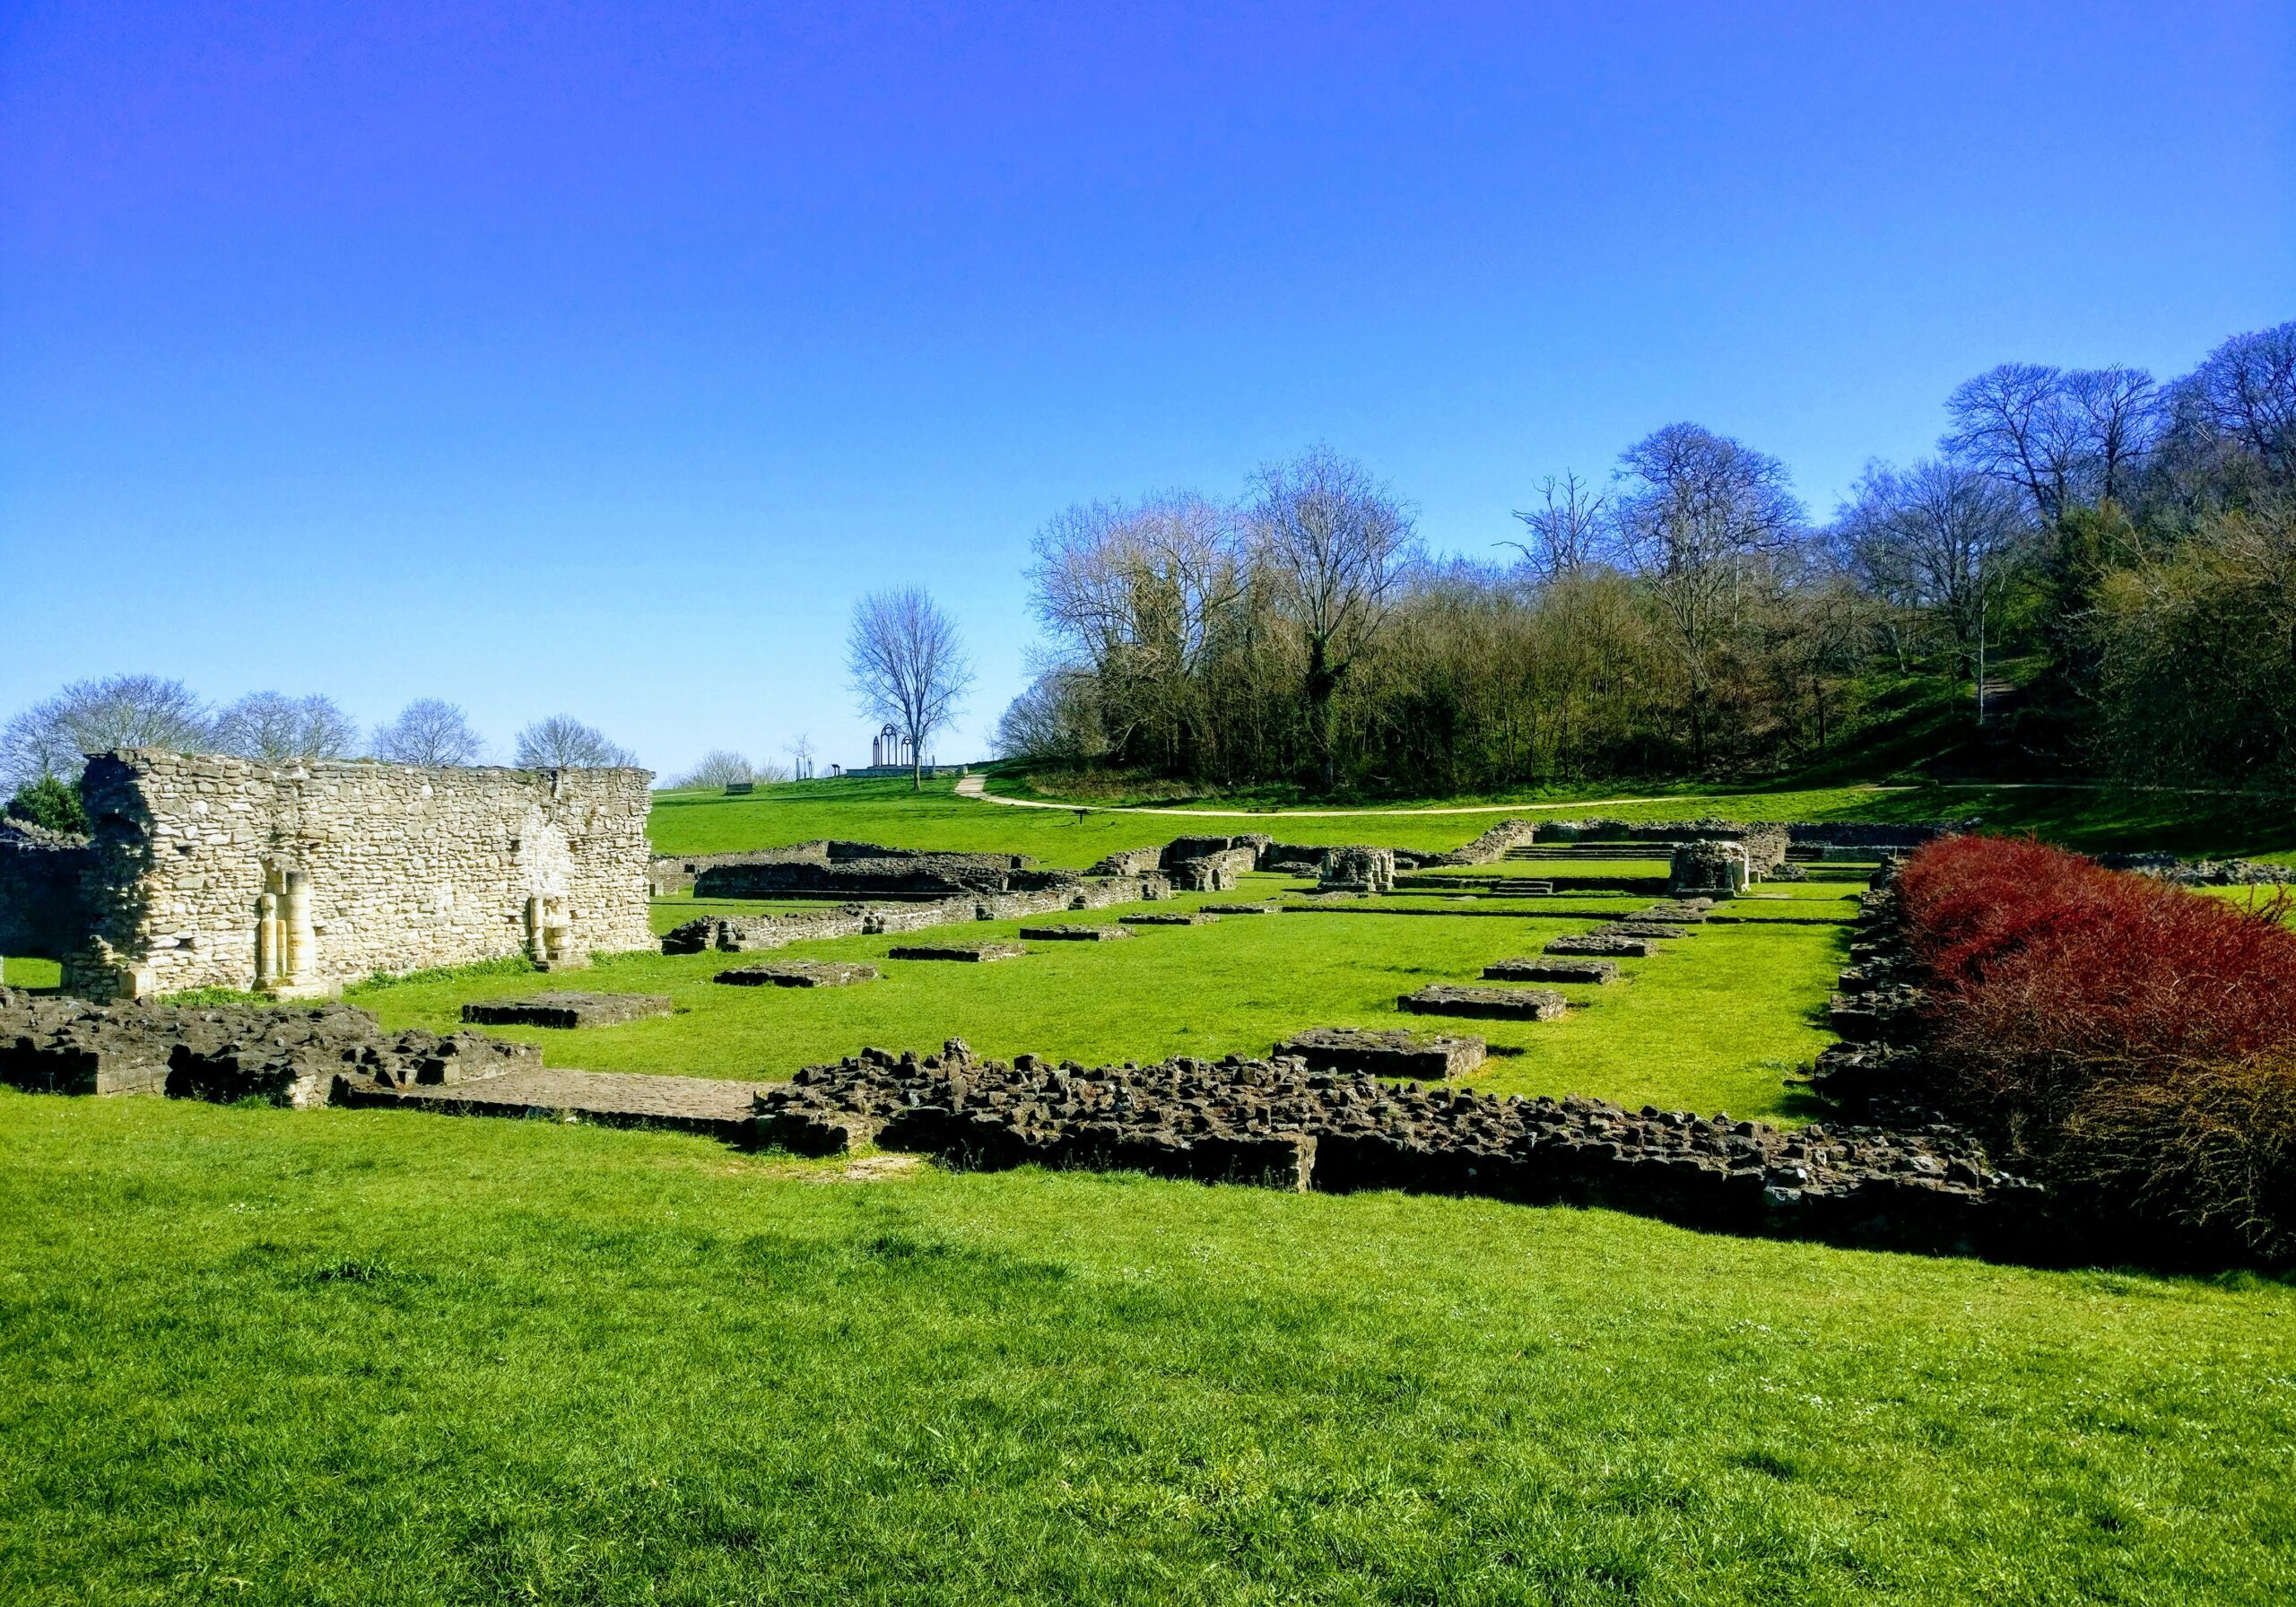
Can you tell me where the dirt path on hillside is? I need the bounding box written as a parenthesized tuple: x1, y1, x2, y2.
(950, 773, 1910, 819)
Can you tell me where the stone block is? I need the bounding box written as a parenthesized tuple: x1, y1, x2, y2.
(1482, 957, 1621, 985)
(1545, 934, 1661, 959)
(1118, 911, 1221, 926)
(1016, 924, 1133, 942)
(713, 960, 881, 987)
(1275, 1026, 1485, 1080)
(1398, 985, 1569, 1021)
(459, 992, 674, 1029)
(1201, 902, 1281, 915)
(886, 941, 1028, 962)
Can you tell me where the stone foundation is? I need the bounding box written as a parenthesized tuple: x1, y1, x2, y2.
(1483, 957, 1620, 985)
(1275, 1027, 1485, 1080)
(659, 875, 1170, 956)
(714, 960, 880, 987)
(460, 992, 674, 1029)
(0, 988, 535, 1106)
(755, 1042, 2043, 1256)
(886, 940, 1027, 962)
(1400, 985, 1569, 1021)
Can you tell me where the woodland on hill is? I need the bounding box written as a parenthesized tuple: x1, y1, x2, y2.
(998, 320, 2296, 797)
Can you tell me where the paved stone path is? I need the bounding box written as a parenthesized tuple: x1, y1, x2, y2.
(344, 1066, 766, 1142)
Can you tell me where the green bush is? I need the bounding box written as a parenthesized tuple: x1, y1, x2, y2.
(4, 775, 86, 835)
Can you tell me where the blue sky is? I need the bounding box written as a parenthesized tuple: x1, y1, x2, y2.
(3, 1, 2289, 775)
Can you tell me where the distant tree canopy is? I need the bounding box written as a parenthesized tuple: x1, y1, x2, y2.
(373, 699, 489, 767)
(0, 674, 212, 788)
(212, 692, 360, 764)
(513, 716, 639, 770)
(999, 318, 2296, 794)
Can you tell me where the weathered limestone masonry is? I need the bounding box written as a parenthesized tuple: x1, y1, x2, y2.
(1420, 819, 1539, 867)
(58, 751, 651, 999)
(0, 986, 535, 1105)
(1318, 846, 1398, 894)
(648, 845, 865, 897)
(0, 821, 92, 961)
(659, 873, 1170, 954)
(691, 845, 1061, 901)
(758, 1041, 2047, 1257)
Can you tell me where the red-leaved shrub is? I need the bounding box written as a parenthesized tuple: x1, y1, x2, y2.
(1895, 835, 2296, 1259)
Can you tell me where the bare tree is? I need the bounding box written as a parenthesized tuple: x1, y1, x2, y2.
(784, 733, 816, 780)
(0, 673, 211, 786)
(2180, 321, 2296, 480)
(2064, 365, 2160, 506)
(1505, 471, 1608, 581)
(1836, 459, 2030, 721)
(847, 586, 974, 790)
(514, 716, 639, 769)
(1942, 363, 2089, 525)
(995, 669, 1104, 761)
(372, 699, 489, 766)
(1247, 446, 1419, 792)
(1028, 491, 1241, 769)
(212, 692, 361, 764)
(1610, 423, 1806, 763)
(1944, 361, 2163, 521)
(674, 750, 756, 788)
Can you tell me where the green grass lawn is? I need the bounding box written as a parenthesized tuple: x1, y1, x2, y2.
(3, 1093, 2291, 1605)
(648, 772, 2296, 865)
(1, 955, 61, 989)
(352, 876, 1844, 1122)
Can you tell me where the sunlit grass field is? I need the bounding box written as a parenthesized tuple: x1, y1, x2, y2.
(10, 778, 2296, 1604)
(3, 1093, 2291, 1605)
(357, 875, 1844, 1121)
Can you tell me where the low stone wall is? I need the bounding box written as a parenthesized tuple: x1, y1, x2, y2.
(0, 987, 535, 1106)
(0, 821, 91, 960)
(1421, 819, 1538, 867)
(758, 1041, 2044, 1256)
(660, 875, 1170, 954)
(693, 847, 1048, 901)
(2098, 851, 2292, 887)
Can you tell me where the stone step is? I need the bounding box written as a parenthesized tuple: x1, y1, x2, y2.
(1397, 985, 1569, 1021)
(337, 1065, 767, 1143)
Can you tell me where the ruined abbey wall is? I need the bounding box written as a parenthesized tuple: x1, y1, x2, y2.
(62, 751, 653, 999)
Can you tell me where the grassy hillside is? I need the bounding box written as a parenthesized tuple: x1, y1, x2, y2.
(4, 1094, 2290, 1606)
(648, 772, 2296, 865)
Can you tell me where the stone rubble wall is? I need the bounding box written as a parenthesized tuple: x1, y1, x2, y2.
(688, 845, 1047, 901)
(1318, 846, 1397, 893)
(1420, 819, 1539, 867)
(2098, 851, 2292, 887)
(759, 1041, 2047, 1258)
(61, 751, 653, 999)
(0, 821, 92, 961)
(0, 987, 535, 1106)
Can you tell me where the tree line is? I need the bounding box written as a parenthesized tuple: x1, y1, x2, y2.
(999, 319, 2296, 795)
(0, 683, 648, 831)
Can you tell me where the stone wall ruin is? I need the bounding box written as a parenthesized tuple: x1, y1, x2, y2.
(44, 751, 652, 999)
